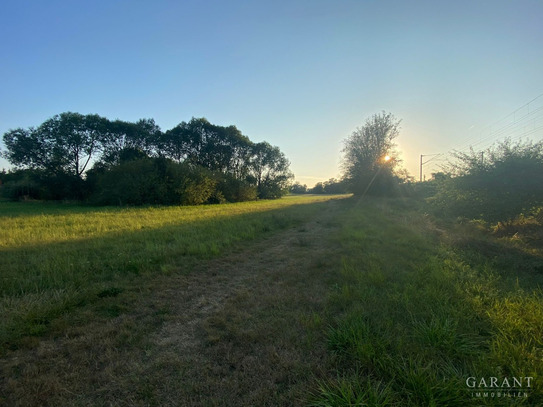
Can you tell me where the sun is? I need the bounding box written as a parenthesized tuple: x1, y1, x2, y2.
(384, 155, 391, 162)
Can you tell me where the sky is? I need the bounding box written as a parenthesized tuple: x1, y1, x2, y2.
(1, 0, 542, 185)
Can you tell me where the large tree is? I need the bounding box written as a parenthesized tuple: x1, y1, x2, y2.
(342, 111, 401, 195)
(2, 112, 108, 177)
(162, 118, 254, 178)
(249, 142, 293, 199)
(100, 118, 162, 165)
(2, 112, 294, 202)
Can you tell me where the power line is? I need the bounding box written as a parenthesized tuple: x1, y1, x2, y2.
(460, 107, 543, 152)
(418, 93, 543, 181)
(419, 153, 441, 181)
(448, 93, 543, 155)
(453, 105, 543, 154)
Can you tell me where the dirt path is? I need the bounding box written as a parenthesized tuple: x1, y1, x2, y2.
(1, 200, 343, 406)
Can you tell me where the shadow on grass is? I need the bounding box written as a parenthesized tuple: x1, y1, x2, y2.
(0, 201, 99, 218)
(0, 199, 343, 352)
(447, 227, 543, 293)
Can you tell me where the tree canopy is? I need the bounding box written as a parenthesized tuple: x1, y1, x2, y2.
(3, 112, 108, 177)
(341, 111, 402, 195)
(1, 113, 293, 204)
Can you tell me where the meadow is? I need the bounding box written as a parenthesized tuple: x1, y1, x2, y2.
(1, 195, 543, 406)
(0, 195, 343, 352)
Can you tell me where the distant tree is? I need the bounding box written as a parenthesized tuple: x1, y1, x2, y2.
(196, 121, 252, 176)
(161, 118, 254, 180)
(221, 125, 254, 180)
(309, 182, 325, 194)
(290, 182, 307, 194)
(323, 178, 348, 194)
(249, 142, 293, 199)
(2, 127, 47, 171)
(342, 111, 401, 195)
(306, 178, 348, 194)
(162, 118, 219, 169)
(161, 120, 192, 163)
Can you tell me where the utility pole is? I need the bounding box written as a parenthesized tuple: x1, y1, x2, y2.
(419, 153, 441, 182)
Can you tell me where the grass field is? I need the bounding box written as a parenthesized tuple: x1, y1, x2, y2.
(313, 198, 543, 406)
(0, 195, 345, 352)
(1, 195, 543, 406)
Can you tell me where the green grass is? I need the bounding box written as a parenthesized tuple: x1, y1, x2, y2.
(0, 195, 346, 351)
(2, 195, 543, 405)
(312, 198, 543, 406)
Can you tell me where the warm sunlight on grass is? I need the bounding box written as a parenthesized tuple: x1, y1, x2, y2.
(0, 196, 343, 249)
(0, 195, 347, 351)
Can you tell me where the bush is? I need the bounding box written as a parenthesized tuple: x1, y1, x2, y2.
(429, 139, 543, 222)
(176, 165, 217, 205)
(258, 179, 290, 199)
(0, 170, 42, 200)
(90, 159, 165, 205)
(89, 158, 218, 206)
(216, 174, 258, 202)
(0, 169, 86, 201)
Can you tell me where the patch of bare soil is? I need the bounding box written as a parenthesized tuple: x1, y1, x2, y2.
(0, 202, 342, 406)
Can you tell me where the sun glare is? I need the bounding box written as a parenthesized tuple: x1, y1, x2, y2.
(384, 155, 391, 162)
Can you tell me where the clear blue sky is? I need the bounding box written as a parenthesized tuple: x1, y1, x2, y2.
(1, 0, 542, 184)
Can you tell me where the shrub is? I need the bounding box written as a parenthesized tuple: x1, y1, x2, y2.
(216, 174, 258, 202)
(429, 139, 543, 222)
(89, 158, 218, 206)
(90, 159, 164, 205)
(0, 170, 42, 200)
(176, 165, 217, 205)
(0, 169, 86, 201)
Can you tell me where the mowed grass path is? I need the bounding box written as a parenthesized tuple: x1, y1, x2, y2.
(0, 195, 345, 351)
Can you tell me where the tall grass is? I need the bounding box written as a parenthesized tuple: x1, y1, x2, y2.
(312, 198, 543, 406)
(0, 195, 345, 351)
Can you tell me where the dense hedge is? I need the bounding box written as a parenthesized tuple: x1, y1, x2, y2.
(1, 158, 263, 206)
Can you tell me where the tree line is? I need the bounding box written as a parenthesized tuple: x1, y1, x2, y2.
(0, 113, 293, 204)
(5, 109, 539, 221)
(322, 110, 543, 224)
(289, 178, 348, 194)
